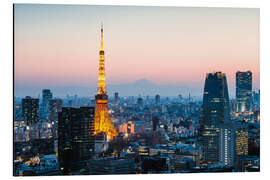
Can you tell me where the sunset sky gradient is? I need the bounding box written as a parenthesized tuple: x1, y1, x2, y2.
(14, 4, 260, 97)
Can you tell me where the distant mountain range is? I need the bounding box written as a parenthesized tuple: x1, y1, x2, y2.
(15, 78, 205, 98)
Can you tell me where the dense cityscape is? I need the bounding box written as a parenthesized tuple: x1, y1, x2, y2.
(13, 73, 260, 175)
(13, 24, 260, 176)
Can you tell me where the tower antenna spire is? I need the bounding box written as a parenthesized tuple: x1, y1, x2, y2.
(100, 22, 103, 51)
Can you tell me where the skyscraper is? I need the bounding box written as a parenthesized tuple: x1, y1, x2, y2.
(201, 72, 234, 167)
(155, 94, 160, 106)
(236, 71, 252, 112)
(219, 126, 235, 167)
(93, 24, 118, 140)
(114, 92, 119, 104)
(234, 120, 249, 171)
(252, 90, 260, 107)
(152, 115, 159, 131)
(202, 72, 230, 127)
(42, 89, 53, 118)
(22, 96, 39, 125)
(58, 107, 95, 174)
(49, 98, 63, 122)
(235, 121, 248, 156)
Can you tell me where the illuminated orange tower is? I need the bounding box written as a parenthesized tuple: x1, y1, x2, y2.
(93, 23, 118, 140)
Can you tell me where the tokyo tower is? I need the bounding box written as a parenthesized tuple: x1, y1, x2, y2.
(93, 23, 118, 140)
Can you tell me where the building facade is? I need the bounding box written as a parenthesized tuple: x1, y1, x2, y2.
(22, 96, 39, 125)
(155, 94, 160, 106)
(49, 99, 63, 123)
(41, 89, 53, 118)
(58, 107, 95, 174)
(236, 71, 252, 113)
(201, 72, 234, 167)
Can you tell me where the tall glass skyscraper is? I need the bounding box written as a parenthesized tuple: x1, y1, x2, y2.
(236, 71, 252, 112)
(22, 96, 39, 125)
(201, 72, 234, 167)
(58, 107, 95, 174)
(155, 94, 160, 106)
(48, 98, 63, 123)
(41, 89, 53, 118)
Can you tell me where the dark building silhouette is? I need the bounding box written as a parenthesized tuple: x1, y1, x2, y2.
(155, 94, 160, 106)
(152, 115, 159, 131)
(41, 89, 53, 118)
(88, 158, 136, 175)
(202, 72, 230, 126)
(201, 72, 234, 167)
(236, 71, 252, 112)
(49, 99, 63, 138)
(58, 107, 95, 174)
(49, 99, 63, 122)
(22, 96, 39, 125)
(114, 92, 119, 104)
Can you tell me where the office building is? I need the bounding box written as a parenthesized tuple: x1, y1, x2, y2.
(49, 99, 63, 122)
(235, 121, 248, 156)
(202, 72, 230, 127)
(155, 94, 160, 106)
(201, 72, 234, 167)
(234, 121, 248, 171)
(58, 107, 95, 174)
(22, 96, 39, 125)
(88, 158, 136, 174)
(236, 71, 252, 112)
(252, 90, 260, 107)
(152, 115, 159, 131)
(42, 89, 53, 118)
(114, 92, 119, 104)
(219, 127, 235, 167)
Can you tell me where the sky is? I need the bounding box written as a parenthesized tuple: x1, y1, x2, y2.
(14, 4, 260, 98)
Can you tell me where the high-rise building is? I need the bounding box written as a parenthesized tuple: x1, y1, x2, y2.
(235, 121, 248, 156)
(234, 121, 249, 171)
(42, 89, 53, 118)
(219, 126, 235, 167)
(236, 71, 252, 112)
(152, 115, 159, 131)
(201, 72, 234, 167)
(114, 92, 119, 104)
(22, 96, 39, 125)
(49, 98, 63, 122)
(201, 127, 220, 164)
(252, 89, 260, 107)
(93, 24, 118, 140)
(155, 94, 160, 106)
(202, 72, 230, 127)
(58, 107, 95, 174)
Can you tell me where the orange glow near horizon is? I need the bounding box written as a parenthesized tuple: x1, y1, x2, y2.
(14, 5, 260, 96)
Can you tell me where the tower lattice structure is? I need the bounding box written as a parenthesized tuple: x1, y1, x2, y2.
(93, 24, 118, 139)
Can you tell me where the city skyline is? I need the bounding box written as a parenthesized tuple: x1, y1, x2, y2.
(13, 4, 260, 175)
(14, 4, 260, 98)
